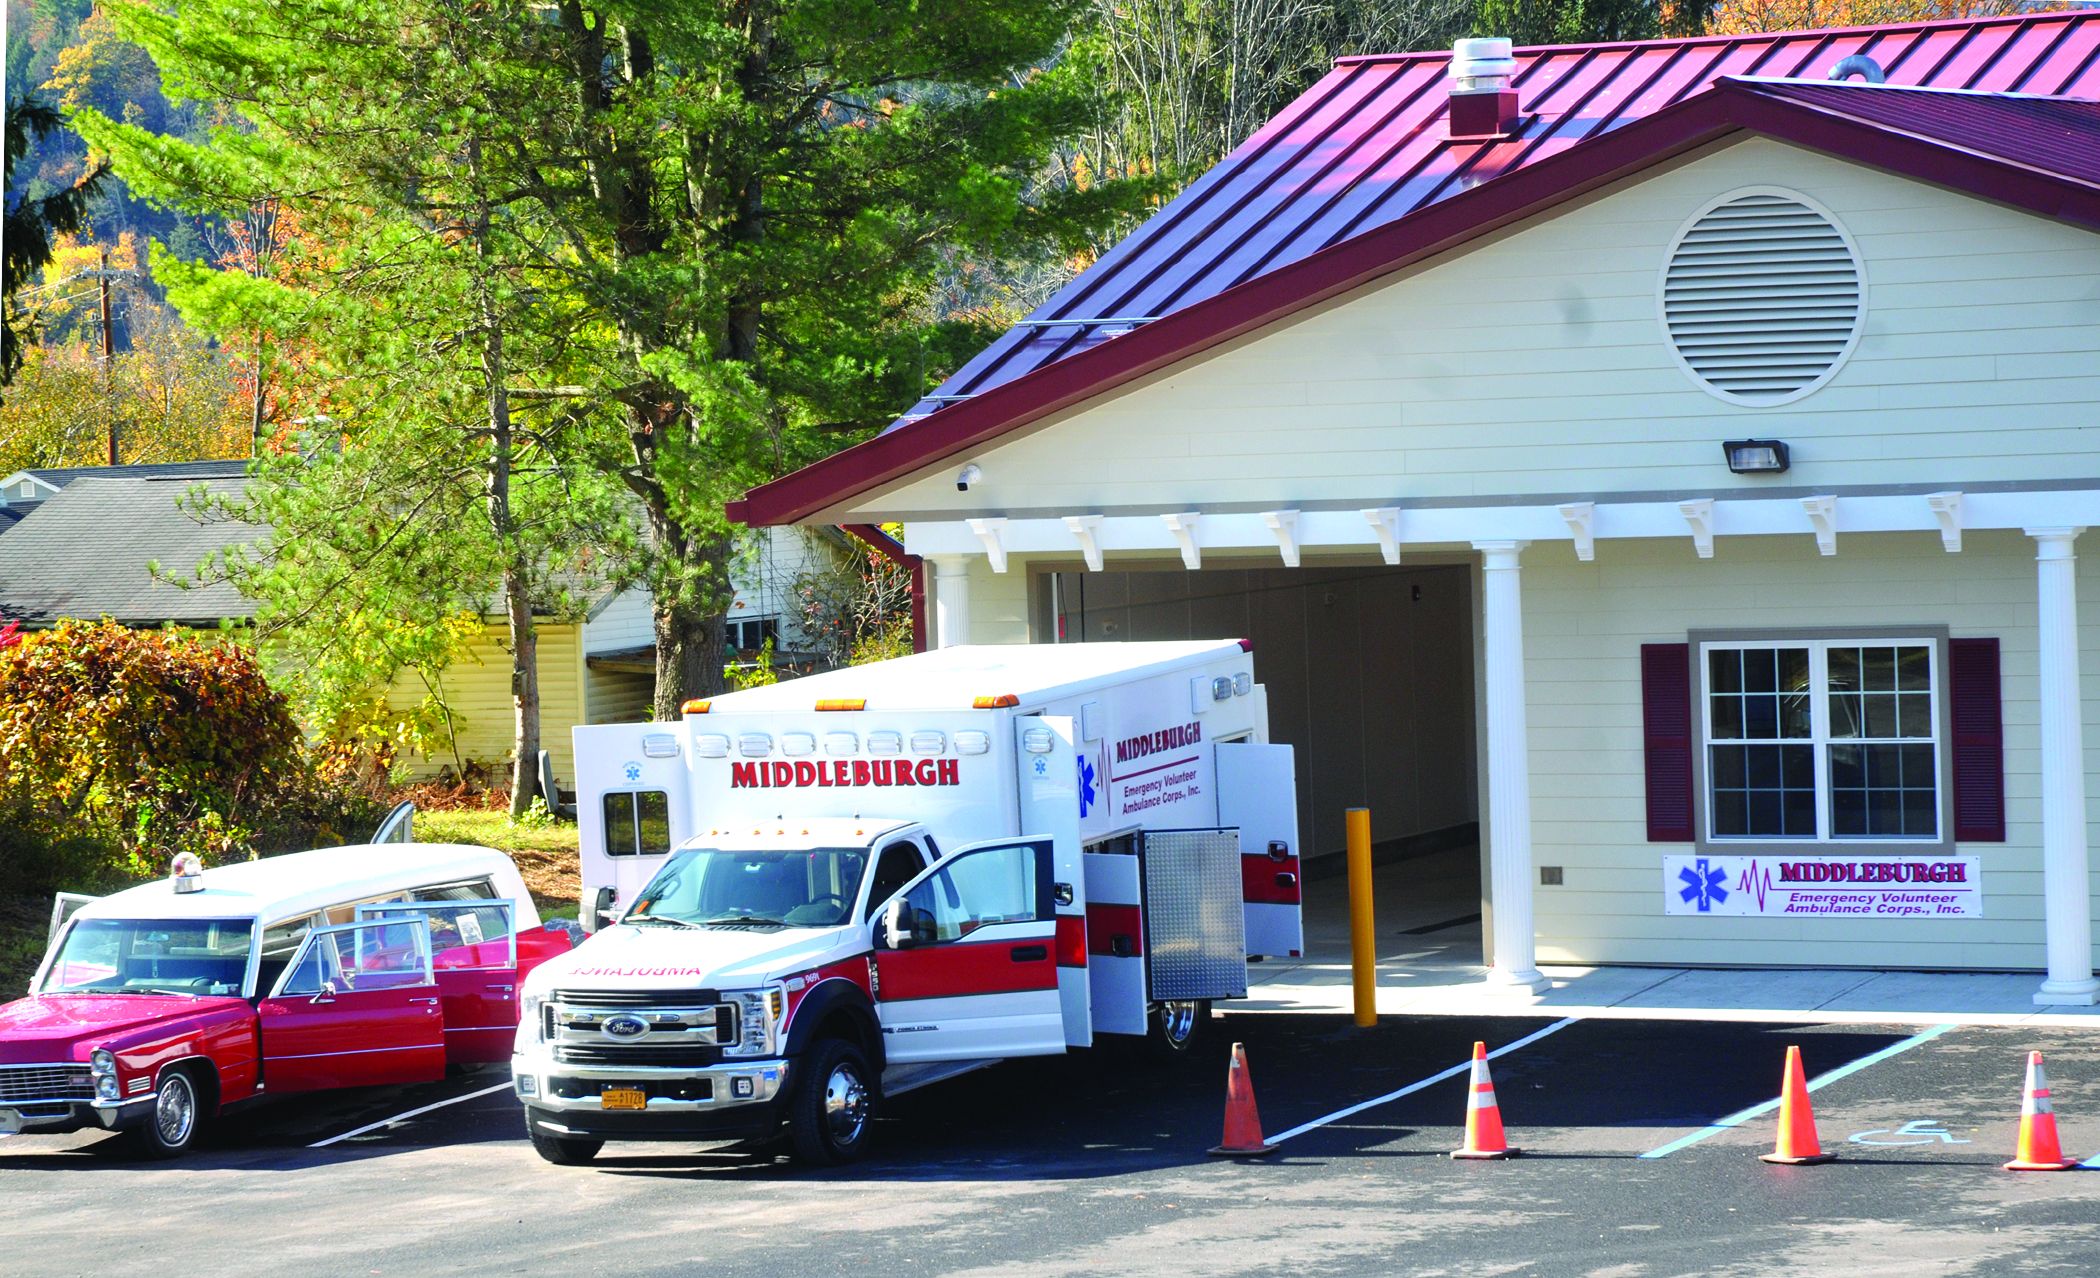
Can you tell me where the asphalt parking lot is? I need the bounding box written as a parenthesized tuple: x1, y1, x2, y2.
(6, 1012, 2100, 1277)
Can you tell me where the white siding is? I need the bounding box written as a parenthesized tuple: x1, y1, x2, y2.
(731, 526, 857, 654)
(584, 587, 653, 655)
(1523, 530, 2097, 971)
(844, 138, 2100, 521)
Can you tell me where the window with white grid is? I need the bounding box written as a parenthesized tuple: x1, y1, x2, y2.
(1701, 639, 1940, 843)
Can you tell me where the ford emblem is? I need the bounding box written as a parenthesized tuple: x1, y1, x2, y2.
(601, 1014, 649, 1040)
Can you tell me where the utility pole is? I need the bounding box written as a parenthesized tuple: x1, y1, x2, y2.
(99, 247, 117, 464)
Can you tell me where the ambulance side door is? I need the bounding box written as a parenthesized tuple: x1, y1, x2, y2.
(574, 724, 688, 927)
(870, 838, 1065, 1063)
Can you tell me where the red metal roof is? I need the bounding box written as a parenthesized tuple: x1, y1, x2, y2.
(733, 13, 2100, 525)
(1729, 77, 2100, 189)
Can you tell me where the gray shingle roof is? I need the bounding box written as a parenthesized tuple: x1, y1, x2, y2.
(22, 459, 251, 488)
(0, 474, 267, 626)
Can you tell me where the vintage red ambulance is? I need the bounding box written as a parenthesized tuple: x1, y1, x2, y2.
(1, 842, 573, 1157)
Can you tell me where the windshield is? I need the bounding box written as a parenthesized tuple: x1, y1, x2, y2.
(40, 918, 255, 997)
(628, 847, 869, 929)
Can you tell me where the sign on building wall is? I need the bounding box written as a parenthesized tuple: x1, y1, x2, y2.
(1663, 855, 1981, 918)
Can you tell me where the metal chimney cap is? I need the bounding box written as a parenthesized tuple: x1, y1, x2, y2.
(1450, 37, 1516, 92)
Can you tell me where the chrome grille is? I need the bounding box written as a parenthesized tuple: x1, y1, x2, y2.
(0, 1065, 92, 1104)
(545, 993, 737, 1061)
(548, 988, 718, 1007)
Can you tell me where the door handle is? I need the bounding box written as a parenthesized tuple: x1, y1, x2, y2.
(1010, 945, 1049, 962)
(488, 984, 515, 992)
(307, 995, 335, 1005)
(1274, 872, 1298, 888)
(409, 996, 440, 1005)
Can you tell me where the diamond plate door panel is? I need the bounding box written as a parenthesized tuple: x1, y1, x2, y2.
(1139, 829, 1247, 1001)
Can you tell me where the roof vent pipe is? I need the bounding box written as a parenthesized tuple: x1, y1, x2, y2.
(1449, 38, 1521, 141)
(1828, 54, 1886, 84)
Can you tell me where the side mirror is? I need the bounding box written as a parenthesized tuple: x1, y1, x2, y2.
(586, 886, 617, 934)
(882, 897, 914, 950)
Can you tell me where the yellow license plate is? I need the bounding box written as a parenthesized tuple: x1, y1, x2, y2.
(600, 1087, 647, 1111)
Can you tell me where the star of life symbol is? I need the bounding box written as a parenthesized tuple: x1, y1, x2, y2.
(1077, 753, 1098, 818)
(1032, 756, 1049, 776)
(1678, 857, 1728, 911)
(623, 761, 643, 783)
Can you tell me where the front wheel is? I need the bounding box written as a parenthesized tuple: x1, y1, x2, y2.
(528, 1123, 604, 1165)
(132, 1066, 205, 1159)
(1148, 999, 1210, 1057)
(787, 1038, 875, 1166)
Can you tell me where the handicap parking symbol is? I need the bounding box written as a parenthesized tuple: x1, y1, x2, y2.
(1848, 1118, 1970, 1147)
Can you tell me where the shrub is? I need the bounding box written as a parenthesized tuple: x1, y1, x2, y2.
(0, 619, 380, 886)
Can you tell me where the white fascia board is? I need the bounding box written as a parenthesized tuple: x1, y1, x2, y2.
(900, 489, 2100, 562)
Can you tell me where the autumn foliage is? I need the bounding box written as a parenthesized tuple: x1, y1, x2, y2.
(0, 620, 378, 886)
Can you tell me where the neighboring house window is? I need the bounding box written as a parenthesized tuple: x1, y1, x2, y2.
(603, 791, 671, 856)
(1700, 638, 1941, 844)
(728, 616, 780, 652)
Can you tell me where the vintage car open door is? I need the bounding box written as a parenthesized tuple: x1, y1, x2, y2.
(357, 900, 519, 1065)
(259, 919, 445, 1091)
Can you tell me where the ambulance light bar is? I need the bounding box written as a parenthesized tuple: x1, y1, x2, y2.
(972, 694, 1019, 709)
(815, 699, 866, 712)
(681, 699, 712, 715)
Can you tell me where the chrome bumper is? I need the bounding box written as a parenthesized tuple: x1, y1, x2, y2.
(511, 1054, 788, 1115)
(0, 1093, 154, 1134)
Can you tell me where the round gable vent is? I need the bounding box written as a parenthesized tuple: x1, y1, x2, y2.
(1660, 189, 1863, 406)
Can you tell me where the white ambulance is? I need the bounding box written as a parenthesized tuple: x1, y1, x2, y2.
(514, 641, 1301, 1165)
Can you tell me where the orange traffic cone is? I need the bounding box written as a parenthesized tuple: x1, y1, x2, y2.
(1207, 1042, 1276, 1157)
(1760, 1044, 1836, 1165)
(2004, 1050, 2078, 1171)
(1451, 1040, 1518, 1160)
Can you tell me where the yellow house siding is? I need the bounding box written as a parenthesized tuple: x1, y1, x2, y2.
(844, 138, 2100, 521)
(1523, 531, 2094, 971)
(585, 666, 655, 724)
(394, 621, 584, 783)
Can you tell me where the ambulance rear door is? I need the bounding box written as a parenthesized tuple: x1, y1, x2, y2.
(1217, 742, 1303, 959)
(574, 723, 691, 928)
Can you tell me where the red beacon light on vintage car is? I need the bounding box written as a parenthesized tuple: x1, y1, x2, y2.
(169, 852, 205, 894)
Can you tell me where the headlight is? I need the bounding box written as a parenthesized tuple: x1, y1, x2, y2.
(89, 1048, 115, 1075)
(518, 992, 548, 1046)
(96, 1074, 121, 1101)
(722, 986, 785, 1057)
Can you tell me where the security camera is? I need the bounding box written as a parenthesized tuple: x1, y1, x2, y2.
(956, 464, 982, 492)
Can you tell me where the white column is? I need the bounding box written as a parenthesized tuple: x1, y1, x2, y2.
(932, 556, 972, 649)
(1474, 539, 1548, 993)
(2028, 527, 2099, 1006)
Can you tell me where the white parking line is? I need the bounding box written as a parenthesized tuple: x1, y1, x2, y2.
(308, 1081, 513, 1149)
(1267, 1017, 1580, 1146)
(1637, 1022, 1956, 1159)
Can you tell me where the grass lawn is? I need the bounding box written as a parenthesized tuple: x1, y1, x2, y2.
(0, 811, 584, 998)
(409, 809, 583, 920)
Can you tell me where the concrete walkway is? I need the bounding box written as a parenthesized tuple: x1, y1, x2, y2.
(1243, 845, 2100, 1029)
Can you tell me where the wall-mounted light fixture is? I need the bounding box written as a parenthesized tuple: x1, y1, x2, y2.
(1722, 439, 1790, 474)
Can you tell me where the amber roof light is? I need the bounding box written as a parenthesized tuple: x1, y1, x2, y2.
(973, 694, 1020, 709)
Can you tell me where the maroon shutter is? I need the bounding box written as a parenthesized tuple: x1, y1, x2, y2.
(1949, 637, 2005, 842)
(1641, 643, 1695, 842)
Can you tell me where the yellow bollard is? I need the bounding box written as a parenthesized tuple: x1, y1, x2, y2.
(1346, 807, 1376, 1027)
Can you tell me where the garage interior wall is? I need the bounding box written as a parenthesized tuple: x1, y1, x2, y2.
(1033, 561, 1477, 860)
